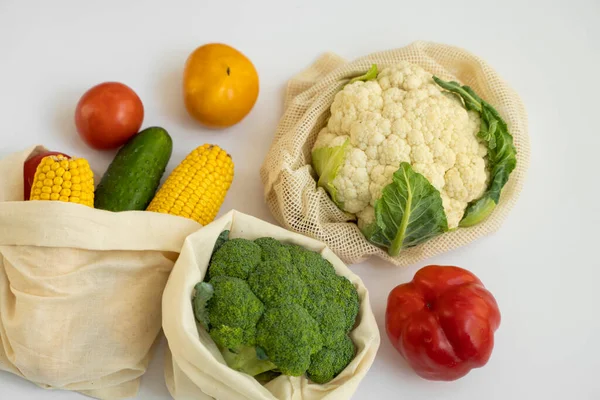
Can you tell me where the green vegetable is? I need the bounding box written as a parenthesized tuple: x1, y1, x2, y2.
(212, 230, 230, 254)
(256, 304, 323, 376)
(220, 345, 277, 377)
(307, 335, 356, 384)
(191, 232, 359, 384)
(208, 238, 262, 280)
(362, 162, 448, 257)
(311, 139, 350, 207)
(433, 77, 517, 227)
(201, 276, 264, 349)
(254, 237, 291, 263)
(94, 127, 172, 212)
(348, 64, 378, 85)
(314, 303, 346, 348)
(248, 261, 307, 307)
(192, 282, 214, 330)
(293, 246, 359, 346)
(333, 275, 360, 332)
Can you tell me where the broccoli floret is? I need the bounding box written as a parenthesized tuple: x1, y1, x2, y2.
(205, 276, 264, 349)
(333, 275, 360, 332)
(208, 238, 262, 280)
(290, 246, 337, 281)
(286, 244, 308, 267)
(314, 303, 347, 347)
(248, 261, 307, 307)
(307, 335, 356, 384)
(256, 303, 323, 376)
(297, 250, 359, 335)
(254, 237, 292, 262)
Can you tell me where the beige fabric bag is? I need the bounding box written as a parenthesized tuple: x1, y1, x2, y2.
(0, 146, 201, 399)
(260, 41, 530, 266)
(162, 210, 380, 400)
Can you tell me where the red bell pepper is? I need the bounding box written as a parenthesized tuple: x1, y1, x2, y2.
(385, 265, 501, 381)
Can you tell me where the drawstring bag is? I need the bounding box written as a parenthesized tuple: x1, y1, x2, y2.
(260, 41, 530, 266)
(0, 145, 201, 399)
(162, 210, 380, 400)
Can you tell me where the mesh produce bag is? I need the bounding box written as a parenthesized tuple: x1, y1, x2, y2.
(162, 210, 380, 400)
(0, 146, 201, 399)
(260, 41, 530, 266)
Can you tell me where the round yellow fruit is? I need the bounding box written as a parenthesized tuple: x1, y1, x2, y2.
(183, 43, 259, 128)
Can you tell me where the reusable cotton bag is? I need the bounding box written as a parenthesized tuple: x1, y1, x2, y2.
(162, 210, 380, 400)
(0, 146, 201, 399)
(260, 41, 531, 267)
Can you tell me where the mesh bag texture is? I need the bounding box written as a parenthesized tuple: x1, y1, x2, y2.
(260, 41, 530, 267)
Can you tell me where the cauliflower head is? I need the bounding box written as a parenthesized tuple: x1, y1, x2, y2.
(312, 62, 489, 230)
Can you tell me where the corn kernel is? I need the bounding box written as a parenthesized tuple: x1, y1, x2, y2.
(146, 144, 233, 225)
(29, 155, 94, 207)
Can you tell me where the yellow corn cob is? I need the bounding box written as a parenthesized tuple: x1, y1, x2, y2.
(29, 155, 95, 207)
(147, 144, 234, 225)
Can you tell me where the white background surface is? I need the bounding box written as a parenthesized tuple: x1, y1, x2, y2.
(0, 0, 598, 399)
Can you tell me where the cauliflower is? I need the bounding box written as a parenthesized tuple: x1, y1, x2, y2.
(311, 63, 517, 256)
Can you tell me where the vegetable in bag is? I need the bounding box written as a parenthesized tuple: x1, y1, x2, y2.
(311, 62, 517, 256)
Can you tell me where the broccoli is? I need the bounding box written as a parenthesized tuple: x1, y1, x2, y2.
(290, 245, 337, 281)
(220, 345, 277, 377)
(333, 275, 360, 332)
(192, 282, 214, 330)
(307, 335, 356, 384)
(256, 303, 323, 376)
(200, 276, 264, 349)
(192, 234, 361, 384)
(254, 237, 292, 263)
(286, 243, 308, 267)
(295, 250, 359, 338)
(314, 303, 347, 347)
(212, 230, 230, 254)
(208, 238, 262, 280)
(248, 261, 307, 307)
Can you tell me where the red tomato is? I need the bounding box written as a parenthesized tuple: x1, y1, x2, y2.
(74, 82, 144, 150)
(385, 265, 501, 381)
(23, 151, 69, 200)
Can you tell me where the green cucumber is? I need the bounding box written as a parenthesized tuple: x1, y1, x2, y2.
(94, 126, 173, 212)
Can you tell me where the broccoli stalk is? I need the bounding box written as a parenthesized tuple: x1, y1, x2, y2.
(220, 345, 277, 377)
